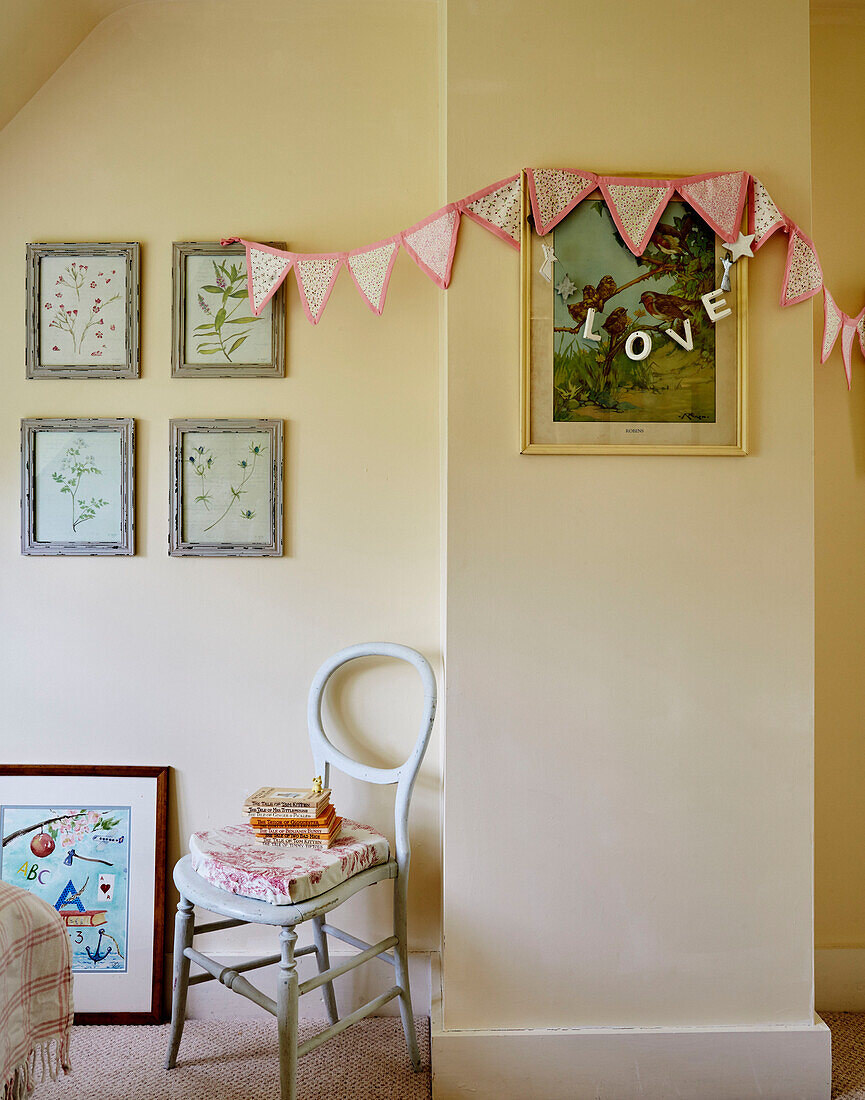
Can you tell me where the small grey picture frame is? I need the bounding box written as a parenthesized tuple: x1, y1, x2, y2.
(21, 418, 135, 556)
(169, 419, 283, 557)
(26, 243, 140, 379)
(171, 242, 286, 378)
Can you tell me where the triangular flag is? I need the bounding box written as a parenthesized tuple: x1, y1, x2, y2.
(748, 177, 787, 251)
(676, 171, 749, 242)
(839, 309, 865, 390)
(598, 177, 675, 255)
(458, 176, 522, 249)
(858, 315, 865, 361)
(821, 288, 843, 363)
(780, 226, 823, 307)
(525, 168, 597, 236)
(347, 238, 400, 315)
(243, 241, 293, 317)
(402, 205, 461, 289)
(294, 254, 344, 325)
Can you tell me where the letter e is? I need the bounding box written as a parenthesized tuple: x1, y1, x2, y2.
(701, 289, 732, 323)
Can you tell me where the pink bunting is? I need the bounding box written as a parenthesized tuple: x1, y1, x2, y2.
(458, 176, 522, 249)
(748, 177, 787, 251)
(346, 237, 400, 315)
(819, 289, 865, 389)
(821, 288, 843, 363)
(525, 168, 597, 236)
(839, 312, 865, 389)
(859, 316, 865, 361)
(598, 177, 675, 255)
(294, 254, 344, 325)
(676, 171, 749, 243)
(402, 205, 461, 289)
(780, 227, 823, 307)
(244, 241, 293, 317)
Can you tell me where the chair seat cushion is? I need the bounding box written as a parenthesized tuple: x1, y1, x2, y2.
(188, 820, 390, 906)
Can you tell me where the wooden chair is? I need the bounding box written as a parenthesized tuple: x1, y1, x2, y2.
(164, 642, 437, 1100)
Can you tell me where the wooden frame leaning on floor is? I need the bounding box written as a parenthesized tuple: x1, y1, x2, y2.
(165, 642, 437, 1100)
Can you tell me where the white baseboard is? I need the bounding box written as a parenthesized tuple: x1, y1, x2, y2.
(164, 950, 430, 1022)
(430, 960, 831, 1100)
(815, 946, 865, 1011)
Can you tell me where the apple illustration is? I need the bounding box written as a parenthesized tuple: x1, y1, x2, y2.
(30, 832, 55, 857)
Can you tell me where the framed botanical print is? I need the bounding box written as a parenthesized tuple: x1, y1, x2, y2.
(172, 241, 285, 377)
(21, 418, 135, 556)
(0, 765, 168, 1023)
(520, 173, 748, 454)
(169, 418, 283, 556)
(26, 243, 140, 379)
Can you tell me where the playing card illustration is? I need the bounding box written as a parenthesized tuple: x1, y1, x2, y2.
(98, 873, 115, 901)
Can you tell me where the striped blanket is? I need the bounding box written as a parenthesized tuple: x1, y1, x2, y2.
(0, 881, 72, 1099)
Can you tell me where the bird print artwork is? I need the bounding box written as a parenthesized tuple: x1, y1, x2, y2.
(548, 199, 720, 425)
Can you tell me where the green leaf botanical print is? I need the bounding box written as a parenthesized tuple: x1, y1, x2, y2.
(195, 261, 263, 362)
(51, 438, 109, 532)
(188, 440, 266, 532)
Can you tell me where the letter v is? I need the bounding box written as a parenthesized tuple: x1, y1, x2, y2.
(665, 319, 693, 351)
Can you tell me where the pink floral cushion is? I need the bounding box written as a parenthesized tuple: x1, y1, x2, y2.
(189, 820, 390, 906)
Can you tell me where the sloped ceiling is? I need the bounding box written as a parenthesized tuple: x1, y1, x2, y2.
(0, 0, 150, 133)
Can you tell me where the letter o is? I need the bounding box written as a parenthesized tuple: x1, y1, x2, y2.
(625, 331, 652, 361)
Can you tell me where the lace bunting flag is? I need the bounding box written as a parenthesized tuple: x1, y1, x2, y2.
(749, 177, 787, 251)
(821, 288, 844, 364)
(245, 242, 293, 317)
(525, 168, 597, 236)
(294, 254, 344, 324)
(458, 175, 522, 249)
(402, 206, 461, 289)
(598, 177, 675, 255)
(839, 310, 865, 389)
(780, 227, 823, 307)
(676, 172, 749, 243)
(347, 238, 400, 315)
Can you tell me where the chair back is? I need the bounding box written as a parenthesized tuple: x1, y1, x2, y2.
(307, 642, 436, 879)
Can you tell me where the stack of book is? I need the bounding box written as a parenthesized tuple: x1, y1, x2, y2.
(243, 785, 342, 849)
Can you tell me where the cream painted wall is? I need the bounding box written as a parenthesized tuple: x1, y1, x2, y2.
(0, 0, 442, 953)
(812, 3, 865, 952)
(442, 0, 815, 1029)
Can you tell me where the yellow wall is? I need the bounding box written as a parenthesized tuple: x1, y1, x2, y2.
(813, 3, 865, 951)
(442, 0, 815, 1028)
(0, 0, 442, 953)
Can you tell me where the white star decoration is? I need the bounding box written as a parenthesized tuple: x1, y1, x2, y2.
(539, 243, 558, 283)
(556, 274, 577, 302)
(723, 232, 755, 262)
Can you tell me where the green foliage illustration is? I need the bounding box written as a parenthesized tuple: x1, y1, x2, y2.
(51, 438, 109, 532)
(188, 440, 265, 531)
(195, 260, 262, 361)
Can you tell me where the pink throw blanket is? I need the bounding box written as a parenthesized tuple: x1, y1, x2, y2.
(0, 881, 72, 1099)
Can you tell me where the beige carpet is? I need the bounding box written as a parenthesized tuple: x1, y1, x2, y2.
(36, 1016, 430, 1100)
(827, 1012, 865, 1099)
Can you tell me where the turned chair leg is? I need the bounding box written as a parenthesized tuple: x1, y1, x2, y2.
(393, 877, 420, 1071)
(165, 896, 195, 1069)
(277, 926, 299, 1100)
(311, 914, 338, 1025)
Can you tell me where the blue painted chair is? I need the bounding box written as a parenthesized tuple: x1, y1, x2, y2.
(164, 642, 436, 1100)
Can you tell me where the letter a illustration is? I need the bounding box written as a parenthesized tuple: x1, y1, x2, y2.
(55, 879, 85, 912)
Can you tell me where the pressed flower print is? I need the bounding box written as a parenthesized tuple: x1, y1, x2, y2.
(39, 255, 127, 366)
(185, 255, 272, 366)
(181, 431, 271, 543)
(34, 430, 123, 542)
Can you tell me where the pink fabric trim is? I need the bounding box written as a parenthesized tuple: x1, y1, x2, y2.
(241, 239, 293, 318)
(779, 225, 824, 307)
(220, 237, 241, 246)
(525, 168, 598, 236)
(598, 177, 675, 256)
(293, 253, 346, 325)
(346, 235, 401, 315)
(401, 204, 461, 289)
(748, 177, 788, 252)
(456, 175, 521, 250)
(839, 309, 865, 389)
(675, 171, 749, 243)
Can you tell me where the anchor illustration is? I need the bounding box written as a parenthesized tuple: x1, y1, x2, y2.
(63, 847, 112, 867)
(85, 928, 112, 963)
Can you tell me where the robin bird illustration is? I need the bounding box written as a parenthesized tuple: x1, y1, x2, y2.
(596, 275, 618, 308)
(639, 291, 700, 324)
(602, 307, 630, 339)
(648, 216, 693, 258)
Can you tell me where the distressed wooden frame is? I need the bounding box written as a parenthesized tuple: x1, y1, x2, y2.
(169, 418, 283, 556)
(26, 243, 140, 379)
(21, 417, 135, 556)
(0, 764, 168, 1025)
(171, 241, 286, 378)
(520, 172, 749, 455)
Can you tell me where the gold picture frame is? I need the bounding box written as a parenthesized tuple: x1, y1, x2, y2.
(520, 172, 748, 455)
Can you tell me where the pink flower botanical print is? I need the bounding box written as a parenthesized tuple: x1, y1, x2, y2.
(45, 262, 121, 358)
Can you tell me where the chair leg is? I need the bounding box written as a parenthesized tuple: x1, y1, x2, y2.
(277, 926, 299, 1100)
(311, 914, 339, 1025)
(164, 896, 195, 1070)
(393, 877, 421, 1071)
